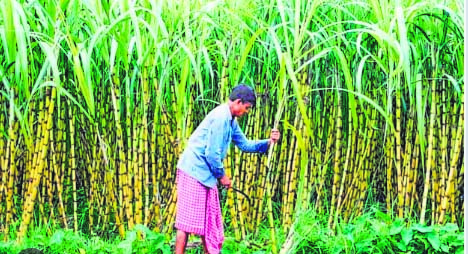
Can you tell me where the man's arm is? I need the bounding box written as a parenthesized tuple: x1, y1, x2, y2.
(204, 119, 226, 179)
(232, 121, 280, 153)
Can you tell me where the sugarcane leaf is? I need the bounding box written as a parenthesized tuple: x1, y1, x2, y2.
(234, 27, 266, 85)
(443, 73, 462, 95)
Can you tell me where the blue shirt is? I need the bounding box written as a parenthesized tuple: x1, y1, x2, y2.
(177, 103, 270, 188)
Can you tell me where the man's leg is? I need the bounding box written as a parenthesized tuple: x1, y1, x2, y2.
(201, 236, 208, 253)
(175, 230, 188, 254)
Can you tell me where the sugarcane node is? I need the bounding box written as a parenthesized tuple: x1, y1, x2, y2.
(303, 96, 310, 105)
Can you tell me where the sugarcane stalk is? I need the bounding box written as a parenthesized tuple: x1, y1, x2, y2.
(225, 148, 240, 240)
(4, 121, 17, 241)
(111, 72, 134, 230)
(333, 100, 353, 228)
(17, 87, 56, 241)
(438, 95, 463, 224)
(328, 92, 342, 228)
(233, 148, 247, 239)
(395, 89, 403, 218)
(420, 77, 437, 224)
(403, 109, 415, 217)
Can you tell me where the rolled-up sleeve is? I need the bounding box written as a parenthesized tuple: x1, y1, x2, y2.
(232, 122, 269, 153)
(205, 119, 227, 178)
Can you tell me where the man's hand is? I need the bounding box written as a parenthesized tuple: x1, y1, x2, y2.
(269, 128, 280, 145)
(219, 175, 231, 188)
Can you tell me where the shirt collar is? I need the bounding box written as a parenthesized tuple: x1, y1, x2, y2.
(222, 102, 233, 121)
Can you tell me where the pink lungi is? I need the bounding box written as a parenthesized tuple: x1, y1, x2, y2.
(175, 170, 224, 254)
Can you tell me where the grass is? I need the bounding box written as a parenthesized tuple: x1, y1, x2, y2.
(0, 205, 463, 254)
(286, 207, 464, 254)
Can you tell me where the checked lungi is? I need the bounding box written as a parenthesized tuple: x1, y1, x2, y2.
(175, 169, 224, 254)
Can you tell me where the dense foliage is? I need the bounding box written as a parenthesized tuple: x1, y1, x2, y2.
(0, 0, 464, 252)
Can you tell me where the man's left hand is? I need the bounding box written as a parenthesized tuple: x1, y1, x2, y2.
(269, 129, 280, 144)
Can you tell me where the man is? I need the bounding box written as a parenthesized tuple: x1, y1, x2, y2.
(174, 84, 280, 254)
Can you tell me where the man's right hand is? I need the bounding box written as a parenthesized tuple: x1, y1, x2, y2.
(219, 175, 231, 188)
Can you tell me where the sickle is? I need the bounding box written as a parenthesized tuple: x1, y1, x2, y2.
(229, 187, 251, 205)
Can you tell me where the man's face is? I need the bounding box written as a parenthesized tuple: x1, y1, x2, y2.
(232, 99, 252, 118)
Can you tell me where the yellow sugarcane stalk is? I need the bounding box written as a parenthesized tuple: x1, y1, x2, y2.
(58, 101, 68, 228)
(385, 129, 394, 214)
(402, 110, 415, 217)
(315, 103, 335, 212)
(111, 73, 134, 229)
(431, 166, 438, 224)
(25, 97, 44, 200)
(333, 102, 353, 228)
(4, 121, 17, 241)
(328, 95, 342, 228)
(17, 87, 56, 241)
(68, 102, 78, 232)
(408, 134, 420, 217)
(243, 115, 255, 230)
(233, 148, 246, 239)
(45, 146, 55, 227)
(88, 140, 98, 233)
(420, 77, 437, 224)
(303, 106, 316, 210)
(0, 118, 12, 219)
(162, 185, 177, 235)
(438, 97, 463, 224)
(134, 114, 143, 225)
(150, 100, 160, 228)
(225, 148, 240, 240)
(452, 163, 463, 223)
(142, 118, 150, 226)
(356, 108, 376, 215)
(438, 80, 448, 221)
(251, 107, 263, 231)
(107, 169, 125, 238)
(395, 90, 403, 218)
(0, 94, 4, 188)
(265, 183, 278, 254)
(141, 65, 151, 226)
(283, 124, 297, 232)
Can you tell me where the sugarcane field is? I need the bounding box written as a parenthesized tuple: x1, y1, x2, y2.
(0, 0, 465, 253)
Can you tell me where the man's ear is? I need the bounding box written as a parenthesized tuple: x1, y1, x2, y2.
(233, 98, 242, 104)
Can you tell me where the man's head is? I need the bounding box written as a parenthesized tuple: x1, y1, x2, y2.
(228, 84, 256, 117)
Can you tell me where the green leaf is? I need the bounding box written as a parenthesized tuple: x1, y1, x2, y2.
(117, 231, 137, 254)
(440, 244, 449, 253)
(401, 228, 413, 246)
(374, 210, 392, 223)
(427, 231, 441, 251)
(50, 230, 65, 245)
(389, 219, 404, 235)
(455, 246, 465, 254)
(395, 240, 407, 251)
(441, 223, 459, 232)
(411, 224, 433, 233)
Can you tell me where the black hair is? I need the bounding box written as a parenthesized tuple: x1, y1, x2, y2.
(228, 84, 256, 108)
